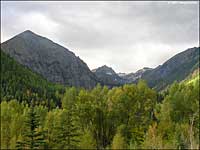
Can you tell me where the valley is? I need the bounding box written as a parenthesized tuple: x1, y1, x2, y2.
(1, 30, 199, 149)
(1, 31, 199, 91)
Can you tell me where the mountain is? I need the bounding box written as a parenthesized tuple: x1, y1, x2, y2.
(92, 65, 127, 87)
(1, 30, 98, 89)
(141, 47, 199, 90)
(184, 68, 199, 85)
(1, 30, 198, 90)
(94, 47, 199, 91)
(120, 67, 152, 83)
(118, 72, 127, 77)
(1, 49, 64, 105)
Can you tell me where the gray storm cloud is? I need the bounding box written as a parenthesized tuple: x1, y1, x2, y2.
(1, 1, 199, 73)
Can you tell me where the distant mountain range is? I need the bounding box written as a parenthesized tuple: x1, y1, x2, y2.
(92, 66, 153, 87)
(1, 30, 199, 90)
(92, 65, 127, 87)
(94, 47, 199, 90)
(119, 67, 153, 83)
(141, 47, 199, 90)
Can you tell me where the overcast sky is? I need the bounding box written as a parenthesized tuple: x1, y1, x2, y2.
(1, 1, 199, 73)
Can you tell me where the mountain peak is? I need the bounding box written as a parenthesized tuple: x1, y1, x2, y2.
(13, 30, 43, 42)
(102, 65, 109, 68)
(1, 30, 98, 88)
(101, 65, 113, 70)
(20, 30, 36, 36)
(93, 65, 116, 75)
(23, 30, 34, 34)
(92, 65, 126, 86)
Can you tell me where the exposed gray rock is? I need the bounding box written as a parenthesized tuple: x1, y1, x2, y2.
(93, 47, 199, 91)
(121, 67, 152, 83)
(1, 30, 98, 88)
(92, 65, 127, 87)
(141, 47, 199, 90)
(1, 30, 198, 91)
(117, 73, 127, 77)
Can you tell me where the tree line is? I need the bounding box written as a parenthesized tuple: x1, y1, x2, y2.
(1, 78, 199, 149)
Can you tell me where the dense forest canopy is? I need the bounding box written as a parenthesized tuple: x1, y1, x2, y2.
(1, 50, 65, 108)
(1, 49, 199, 149)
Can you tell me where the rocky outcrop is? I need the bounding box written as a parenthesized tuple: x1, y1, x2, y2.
(92, 65, 127, 87)
(1, 30, 198, 90)
(120, 67, 152, 83)
(93, 47, 199, 91)
(1, 30, 98, 88)
(141, 47, 199, 90)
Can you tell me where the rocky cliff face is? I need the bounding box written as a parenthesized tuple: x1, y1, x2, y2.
(94, 47, 199, 91)
(1, 30, 198, 90)
(1, 30, 98, 88)
(120, 67, 152, 83)
(92, 65, 127, 87)
(141, 47, 199, 90)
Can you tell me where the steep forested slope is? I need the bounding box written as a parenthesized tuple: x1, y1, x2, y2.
(141, 47, 199, 90)
(1, 50, 64, 106)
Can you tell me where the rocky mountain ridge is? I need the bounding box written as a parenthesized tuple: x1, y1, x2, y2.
(1, 30, 199, 90)
(93, 47, 199, 90)
(1, 30, 98, 88)
(92, 65, 127, 87)
(119, 67, 152, 83)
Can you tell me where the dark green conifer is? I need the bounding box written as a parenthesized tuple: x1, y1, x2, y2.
(16, 103, 46, 149)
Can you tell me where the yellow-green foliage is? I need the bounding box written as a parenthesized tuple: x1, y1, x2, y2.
(187, 74, 199, 85)
(79, 130, 96, 149)
(111, 132, 127, 149)
(1, 79, 199, 149)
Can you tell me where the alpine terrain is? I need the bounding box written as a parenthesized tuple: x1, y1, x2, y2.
(1, 30, 98, 89)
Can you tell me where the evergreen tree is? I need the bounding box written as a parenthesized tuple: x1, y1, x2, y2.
(54, 109, 80, 149)
(54, 87, 80, 149)
(16, 103, 46, 149)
